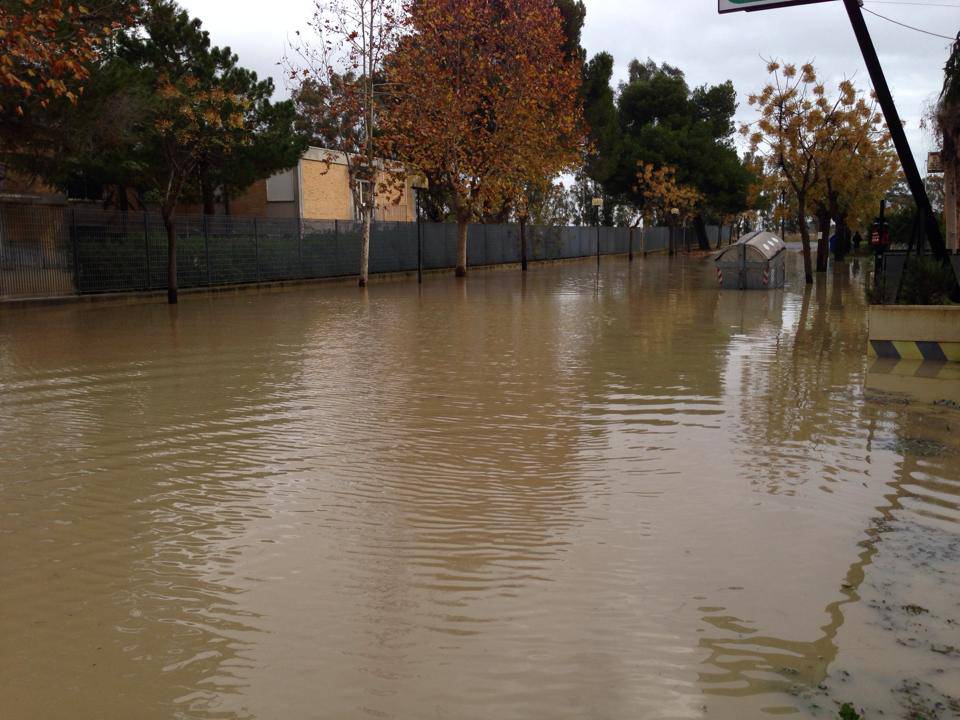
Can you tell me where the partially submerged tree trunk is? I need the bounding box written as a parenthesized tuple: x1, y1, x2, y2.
(202, 180, 216, 216)
(163, 207, 178, 304)
(456, 221, 468, 277)
(816, 208, 830, 273)
(359, 204, 371, 287)
(693, 214, 711, 251)
(797, 196, 813, 284)
(834, 216, 848, 262)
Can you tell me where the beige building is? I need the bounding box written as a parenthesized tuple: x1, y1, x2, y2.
(229, 147, 418, 222)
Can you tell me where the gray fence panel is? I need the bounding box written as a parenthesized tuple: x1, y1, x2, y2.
(3, 204, 713, 301)
(0, 205, 75, 298)
(302, 220, 338, 278)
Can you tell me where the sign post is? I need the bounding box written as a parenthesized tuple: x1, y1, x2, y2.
(718, 0, 834, 13)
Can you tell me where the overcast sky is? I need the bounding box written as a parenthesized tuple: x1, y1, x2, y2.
(181, 0, 958, 169)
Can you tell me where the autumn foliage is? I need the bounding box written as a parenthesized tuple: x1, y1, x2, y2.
(743, 61, 898, 282)
(382, 0, 583, 275)
(0, 0, 133, 116)
(633, 162, 702, 227)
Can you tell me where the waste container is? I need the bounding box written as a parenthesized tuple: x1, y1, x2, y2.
(715, 230, 786, 289)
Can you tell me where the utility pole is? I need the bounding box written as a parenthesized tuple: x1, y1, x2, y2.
(842, 0, 946, 260)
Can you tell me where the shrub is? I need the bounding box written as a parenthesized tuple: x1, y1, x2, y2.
(898, 255, 956, 305)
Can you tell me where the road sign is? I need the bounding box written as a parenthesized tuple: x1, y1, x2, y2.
(718, 0, 835, 13)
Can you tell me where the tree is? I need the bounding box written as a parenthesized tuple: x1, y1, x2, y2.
(0, 1, 135, 178)
(291, 0, 403, 287)
(633, 162, 701, 251)
(744, 61, 857, 283)
(381, 0, 583, 277)
(195, 61, 306, 215)
(936, 33, 960, 252)
(811, 91, 898, 262)
(579, 56, 751, 241)
(0, 1, 133, 116)
(116, 0, 254, 303)
(581, 52, 622, 226)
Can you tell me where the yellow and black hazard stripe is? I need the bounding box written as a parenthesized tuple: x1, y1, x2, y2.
(868, 340, 960, 362)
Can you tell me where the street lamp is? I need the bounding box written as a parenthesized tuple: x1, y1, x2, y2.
(411, 175, 429, 284)
(670, 207, 680, 255)
(592, 196, 603, 265)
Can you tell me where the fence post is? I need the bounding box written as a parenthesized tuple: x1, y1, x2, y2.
(203, 213, 212, 285)
(70, 207, 80, 293)
(297, 219, 304, 279)
(143, 211, 151, 289)
(254, 217, 261, 283)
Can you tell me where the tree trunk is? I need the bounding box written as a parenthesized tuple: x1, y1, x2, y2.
(834, 216, 847, 262)
(519, 217, 528, 272)
(816, 209, 830, 273)
(715, 219, 724, 250)
(456, 221, 468, 277)
(693, 214, 711, 251)
(202, 181, 216, 216)
(359, 205, 371, 287)
(628, 226, 633, 262)
(946, 162, 958, 252)
(797, 197, 813, 284)
(223, 189, 232, 216)
(163, 209, 178, 304)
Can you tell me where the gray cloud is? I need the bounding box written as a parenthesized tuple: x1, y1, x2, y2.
(181, 0, 957, 168)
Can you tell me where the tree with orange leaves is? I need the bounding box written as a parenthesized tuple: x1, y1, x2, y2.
(0, 1, 134, 114)
(743, 61, 856, 283)
(381, 0, 583, 277)
(116, 1, 254, 304)
(0, 0, 135, 177)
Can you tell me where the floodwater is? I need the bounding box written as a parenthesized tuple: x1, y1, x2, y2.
(1, 254, 958, 720)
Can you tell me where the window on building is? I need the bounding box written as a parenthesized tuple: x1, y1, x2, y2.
(354, 180, 371, 220)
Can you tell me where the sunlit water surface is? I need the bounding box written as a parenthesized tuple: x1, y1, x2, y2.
(1, 254, 957, 719)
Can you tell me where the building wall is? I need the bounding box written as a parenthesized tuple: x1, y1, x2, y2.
(229, 179, 269, 217)
(298, 148, 416, 222)
(301, 158, 352, 220)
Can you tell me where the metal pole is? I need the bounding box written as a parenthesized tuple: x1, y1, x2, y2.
(143, 211, 150, 289)
(596, 224, 601, 268)
(842, 0, 945, 260)
(334, 218, 340, 277)
(253, 217, 260, 283)
(874, 199, 886, 300)
(416, 190, 422, 284)
(70, 207, 80, 293)
(297, 218, 304, 279)
(780, 189, 786, 240)
(203, 214, 211, 286)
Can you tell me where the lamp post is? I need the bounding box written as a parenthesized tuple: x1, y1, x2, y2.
(592, 196, 603, 267)
(669, 207, 680, 255)
(412, 176, 429, 284)
(780, 189, 786, 241)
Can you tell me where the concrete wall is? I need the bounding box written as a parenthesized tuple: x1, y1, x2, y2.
(868, 305, 960, 361)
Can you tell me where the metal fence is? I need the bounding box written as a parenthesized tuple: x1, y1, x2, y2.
(0, 204, 731, 300)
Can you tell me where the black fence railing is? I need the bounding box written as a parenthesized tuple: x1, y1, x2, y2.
(0, 204, 731, 300)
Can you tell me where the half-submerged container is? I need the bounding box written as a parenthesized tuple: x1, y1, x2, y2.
(715, 231, 786, 290)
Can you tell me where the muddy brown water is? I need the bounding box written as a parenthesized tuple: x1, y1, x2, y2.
(1, 254, 958, 719)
